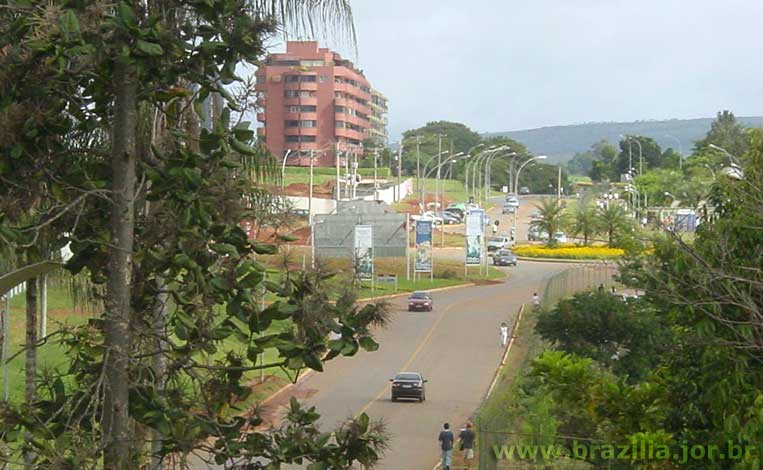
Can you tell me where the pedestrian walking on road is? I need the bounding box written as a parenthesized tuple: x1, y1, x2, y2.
(532, 292, 540, 309)
(438, 422, 455, 470)
(500, 322, 509, 347)
(459, 422, 476, 467)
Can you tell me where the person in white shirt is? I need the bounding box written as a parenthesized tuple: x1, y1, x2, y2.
(500, 322, 509, 347)
(532, 292, 540, 309)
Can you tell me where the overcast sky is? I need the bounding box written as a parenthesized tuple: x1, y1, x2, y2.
(266, 0, 763, 141)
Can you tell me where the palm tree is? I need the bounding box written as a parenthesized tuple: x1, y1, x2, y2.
(531, 199, 566, 245)
(571, 200, 599, 245)
(597, 204, 630, 247)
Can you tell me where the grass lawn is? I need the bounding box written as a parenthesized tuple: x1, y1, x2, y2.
(2, 283, 294, 406)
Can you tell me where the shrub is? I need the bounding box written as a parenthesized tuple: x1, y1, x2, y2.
(513, 245, 624, 259)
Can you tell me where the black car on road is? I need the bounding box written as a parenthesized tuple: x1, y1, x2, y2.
(408, 291, 433, 311)
(390, 372, 427, 402)
(493, 249, 517, 266)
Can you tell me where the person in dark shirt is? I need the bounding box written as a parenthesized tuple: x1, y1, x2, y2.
(459, 422, 476, 465)
(438, 422, 454, 470)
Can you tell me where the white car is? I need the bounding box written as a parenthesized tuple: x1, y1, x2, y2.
(411, 211, 443, 225)
(553, 232, 567, 243)
(506, 196, 519, 207)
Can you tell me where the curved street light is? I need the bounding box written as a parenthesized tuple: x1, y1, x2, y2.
(483, 151, 517, 203)
(514, 155, 548, 196)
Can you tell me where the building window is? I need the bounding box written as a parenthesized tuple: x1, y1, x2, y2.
(285, 120, 300, 127)
(286, 135, 316, 143)
(288, 106, 299, 113)
(335, 106, 346, 114)
(285, 75, 300, 83)
(301, 60, 325, 67)
(300, 105, 316, 112)
(299, 90, 314, 98)
(285, 90, 298, 98)
(301, 120, 316, 128)
(319, 75, 328, 83)
(335, 121, 345, 128)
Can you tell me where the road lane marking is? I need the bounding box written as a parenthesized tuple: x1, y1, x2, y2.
(355, 302, 457, 417)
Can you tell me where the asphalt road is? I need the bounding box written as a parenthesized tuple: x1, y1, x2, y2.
(274, 260, 569, 470)
(192, 197, 571, 470)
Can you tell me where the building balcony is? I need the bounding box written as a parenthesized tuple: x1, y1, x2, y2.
(335, 127, 366, 140)
(284, 97, 318, 106)
(284, 81, 318, 91)
(284, 127, 318, 136)
(336, 113, 368, 127)
(284, 112, 318, 121)
(334, 98, 371, 116)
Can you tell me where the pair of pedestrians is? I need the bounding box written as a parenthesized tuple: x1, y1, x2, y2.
(438, 422, 475, 469)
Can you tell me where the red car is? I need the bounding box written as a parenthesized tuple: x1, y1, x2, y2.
(408, 291, 433, 311)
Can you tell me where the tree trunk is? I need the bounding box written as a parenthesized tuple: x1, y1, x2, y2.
(103, 58, 137, 470)
(150, 276, 168, 470)
(24, 277, 37, 468)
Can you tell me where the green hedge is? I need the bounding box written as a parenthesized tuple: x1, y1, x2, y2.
(284, 166, 392, 178)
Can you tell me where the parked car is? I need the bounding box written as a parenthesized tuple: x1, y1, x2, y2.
(390, 372, 427, 402)
(519, 186, 530, 195)
(291, 208, 309, 219)
(553, 231, 568, 243)
(440, 211, 462, 224)
(487, 236, 513, 252)
(530, 210, 543, 220)
(411, 212, 443, 225)
(502, 203, 516, 215)
(408, 291, 433, 311)
(493, 249, 517, 266)
(444, 207, 465, 219)
(528, 227, 549, 241)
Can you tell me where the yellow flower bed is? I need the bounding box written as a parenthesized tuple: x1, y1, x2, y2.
(513, 245, 625, 259)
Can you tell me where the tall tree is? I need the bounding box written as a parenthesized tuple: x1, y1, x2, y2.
(596, 204, 630, 247)
(615, 136, 663, 177)
(0, 2, 391, 469)
(694, 110, 750, 159)
(530, 199, 566, 245)
(570, 199, 599, 245)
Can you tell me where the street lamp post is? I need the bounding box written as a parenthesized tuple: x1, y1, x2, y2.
(419, 151, 449, 211)
(280, 149, 294, 190)
(513, 155, 547, 230)
(440, 152, 464, 211)
(664, 134, 684, 170)
(484, 151, 516, 203)
(465, 147, 495, 201)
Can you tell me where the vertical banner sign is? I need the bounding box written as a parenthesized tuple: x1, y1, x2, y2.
(354, 225, 374, 280)
(414, 220, 433, 273)
(465, 209, 484, 266)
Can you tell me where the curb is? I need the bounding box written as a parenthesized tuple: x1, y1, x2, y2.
(486, 304, 524, 400)
(357, 281, 480, 303)
(515, 256, 617, 264)
(259, 369, 315, 406)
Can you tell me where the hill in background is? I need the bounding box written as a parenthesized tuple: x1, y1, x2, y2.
(485, 116, 763, 163)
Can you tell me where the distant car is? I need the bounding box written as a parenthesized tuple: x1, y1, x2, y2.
(530, 210, 543, 220)
(487, 236, 512, 252)
(519, 186, 530, 195)
(291, 209, 309, 218)
(493, 249, 517, 266)
(408, 291, 433, 311)
(411, 212, 443, 225)
(553, 232, 568, 243)
(440, 212, 461, 224)
(502, 203, 516, 215)
(444, 207, 465, 219)
(390, 372, 427, 402)
(506, 196, 519, 208)
(528, 227, 549, 241)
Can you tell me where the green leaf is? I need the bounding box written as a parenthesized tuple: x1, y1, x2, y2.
(136, 40, 164, 57)
(59, 10, 80, 37)
(358, 336, 379, 352)
(230, 138, 257, 156)
(303, 352, 324, 372)
(117, 2, 138, 27)
(253, 243, 278, 255)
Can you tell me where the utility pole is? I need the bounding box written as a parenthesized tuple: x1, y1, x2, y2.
(435, 134, 442, 212)
(557, 166, 561, 200)
(308, 149, 314, 222)
(397, 144, 403, 202)
(416, 136, 421, 198)
(335, 148, 341, 203)
(373, 147, 379, 201)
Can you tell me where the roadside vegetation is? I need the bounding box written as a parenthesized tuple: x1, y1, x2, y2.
(513, 244, 624, 260)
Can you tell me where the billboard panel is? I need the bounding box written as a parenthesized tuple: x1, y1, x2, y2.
(354, 225, 374, 280)
(465, 210, 484, 266)
(414, 220, 433, 273)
